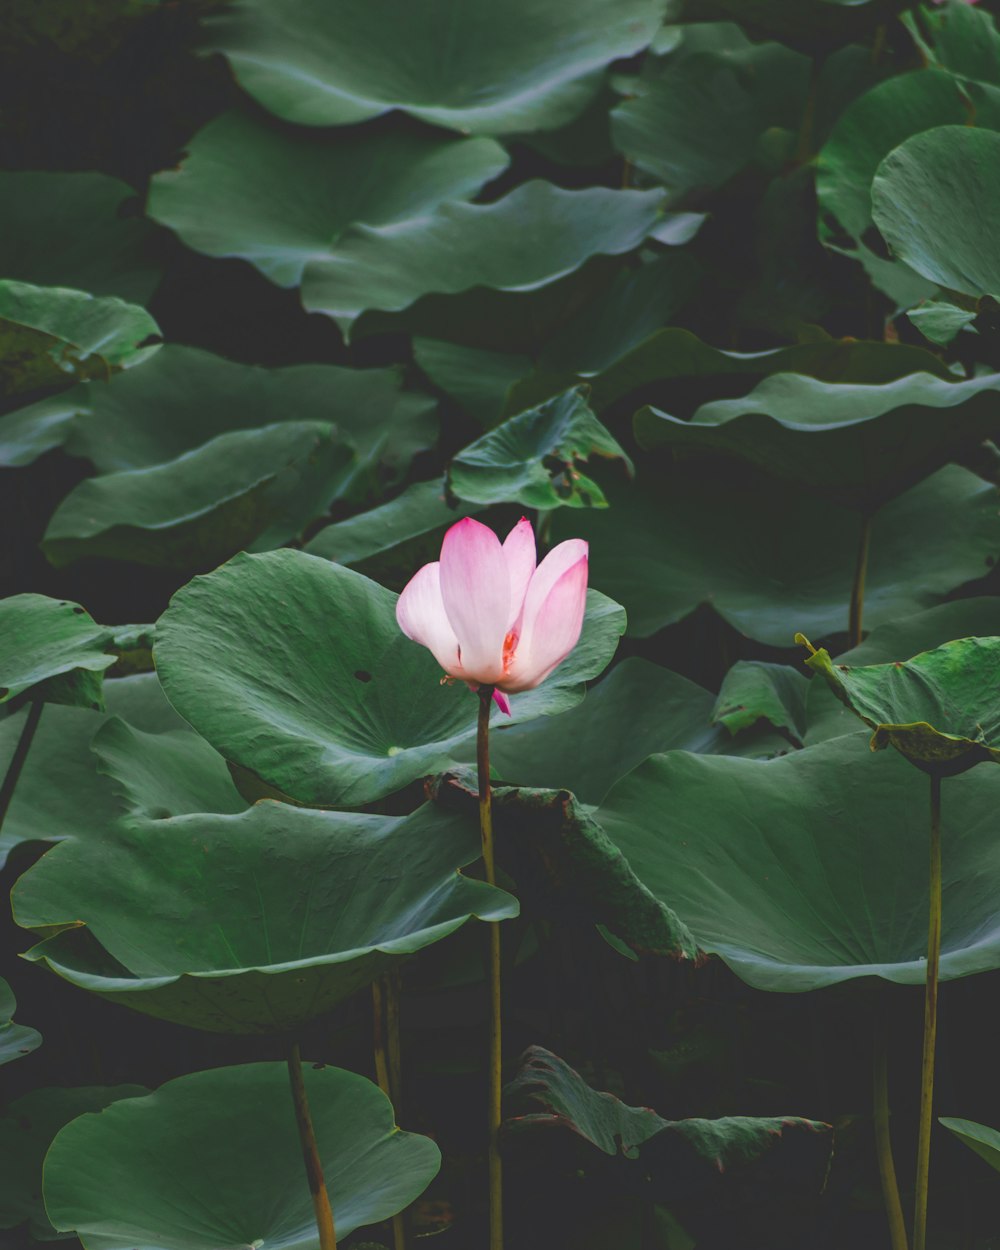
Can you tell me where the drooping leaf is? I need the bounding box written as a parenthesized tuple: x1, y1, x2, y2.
(872, 125, 1000, 300)
(15, 799, 516, 1032)
(0, 170, 161, 304)
(0, 977, 41, 1066)
(430, 772, 698, 961)
(595, 733, 1000, 991)
(487, 658, 723, 805)
(553, 462, 999, 645)
(0, 1086, 146, 1239)
(506, 1046, 829, 1176)
(711, 661, 808, 743)
(800, 633, 1000, 775)
(42, 421, 353, 570)
(43, 1064, 441, 1245)
(0, 595, 116, 706)
(148, 111, 509, 287)
(203, 0, 669, 134)
(153, 549, 625, 807)
(301, 182, 667, 334)
(940, 1117, 1000, 1174)
(448, 388, 633, 509)
(805, 598, 1000, 746)
(0, 281, 159, 397)
(634, 369, 1000, 509)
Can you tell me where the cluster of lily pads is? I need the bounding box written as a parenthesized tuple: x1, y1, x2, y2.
(7, 0, 1000, 1246)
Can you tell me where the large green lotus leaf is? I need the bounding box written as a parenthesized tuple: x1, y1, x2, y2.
(806, 598, 1000, 746)
(304, 479, 478, 578)
(15, 800, 516, 1033)
(448, 388, 632, 510)
(42, 422, 353, 570)
(430, 772, 698, 960)
(553, 462, 999, 645)
(45, 1064, 440, 1247)
(595, 732, 1000, 991)
(711, 661, 808, 744)
(301, 182, 667, 334)
(148, 111, 509, 288)
(506, 1046, 829, 1176)
(815, 69, 970, 306)
(154, 549, 625, 807)
(0, 977, 41, 1067)
(940, 1118, 1000, 1174)
(634, 369, 1000, 509)
(872, 126, 1000, 300)
(800, 634, 1000, 775)
(0, 596, 116, 706)
(611, 39, 807, 198)
(203, 0, 668, 133)
(0, 705, 123, 869)
(0, 281, 159, 397)
(91, 718, 247, 820)
(486, 659, 722, 805)
(0, 1086, 146, 1239)
(508, 326, 952, 418)
(0, 171, 160, 304)
(65, 343, 437, 488)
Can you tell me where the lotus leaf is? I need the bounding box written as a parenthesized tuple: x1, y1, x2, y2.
(153, 549, 625, 807)
(203, 0, 668, 133)
(43, 1063, 441, 1246)
(800, 633, 1000, 775)
(15, 799, 517, 1032)
(595, 734, 1000, 991)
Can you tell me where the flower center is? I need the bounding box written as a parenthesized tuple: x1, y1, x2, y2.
(502, 630, 518, 673)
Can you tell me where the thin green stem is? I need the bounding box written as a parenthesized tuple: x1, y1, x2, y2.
(873, 995, 909, 1250)
(372, 978, 406, 1250)
(849, 512, 873, 649)
(478, 686, 503, 1250)
(287, 1041, 337, 1250)
(913, 774, 943, 1250)
(0, 699, 43, 836)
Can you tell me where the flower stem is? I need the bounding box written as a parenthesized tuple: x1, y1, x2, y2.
(287, 1041, 337, 1250)
(849, 511, 872, 648)
(913, 774, 943, 1250)
(372, 975, 406, 1250)
(0, 699, 43, 836)
(478, 686, 503, 1250)
(873, 994, 909, 1250)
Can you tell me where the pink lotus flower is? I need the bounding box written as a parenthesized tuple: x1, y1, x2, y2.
(396, 516, 588, 715)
